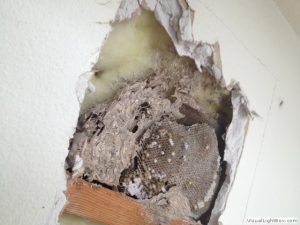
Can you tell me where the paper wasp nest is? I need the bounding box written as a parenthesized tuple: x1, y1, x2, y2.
(121, 119, 220, 217)
(66, 53, 232, 223)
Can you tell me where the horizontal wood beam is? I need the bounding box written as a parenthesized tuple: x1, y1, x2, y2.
(64, 180, 198, 225)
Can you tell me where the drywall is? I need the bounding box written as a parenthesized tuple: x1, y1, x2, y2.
(187, 0, 300, 224)
(0, 0, 299, 225)
(274, 0, 300, 38)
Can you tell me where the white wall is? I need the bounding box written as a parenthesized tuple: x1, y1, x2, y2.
(0, 1, 120, 224)
(0, 1, 299, 225)
(274, 0, 300, 38)
(188, 0, 300, 224)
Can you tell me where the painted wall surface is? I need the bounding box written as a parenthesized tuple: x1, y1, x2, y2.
(0, 1, 121, 225)
(274, 0, 300, 38)
(0, 1, 299, 225)
(188, 0, 300, 224)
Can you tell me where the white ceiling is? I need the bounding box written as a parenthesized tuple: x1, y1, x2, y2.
(274, 0, 300, 38)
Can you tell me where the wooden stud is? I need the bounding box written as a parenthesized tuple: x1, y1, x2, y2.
(64, 179, 200, 225)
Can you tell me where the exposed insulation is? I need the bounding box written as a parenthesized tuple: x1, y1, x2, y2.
(80, 10, 173, 113)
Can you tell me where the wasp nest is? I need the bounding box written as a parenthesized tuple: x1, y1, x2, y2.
(120, 118, 219, 217)
(66, 54, 232, 223)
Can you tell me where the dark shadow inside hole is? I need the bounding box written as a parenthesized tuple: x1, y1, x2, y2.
(132, 125, 138, 133)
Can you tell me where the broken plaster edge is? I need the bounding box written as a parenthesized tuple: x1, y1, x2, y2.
(116, 0, 224, 83)
(54, 21, 113, 225)
(209, 88, 250, 225)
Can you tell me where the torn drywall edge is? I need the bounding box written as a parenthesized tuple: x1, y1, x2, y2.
(76, 71, 95, 104)
(209, 88, 250, 225)
(135, 0, 223, 82)
(113, 1, 250, 224)
(54, 20, 113, 225)
(48, 11, 111, 225)
(75, 34, 112, 105)
(45, 192, 67, 225)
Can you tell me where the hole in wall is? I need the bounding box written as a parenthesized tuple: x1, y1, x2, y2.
(60, 6, 248, 225)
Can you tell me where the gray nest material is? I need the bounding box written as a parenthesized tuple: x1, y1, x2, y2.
(66, 54, 232, 222)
